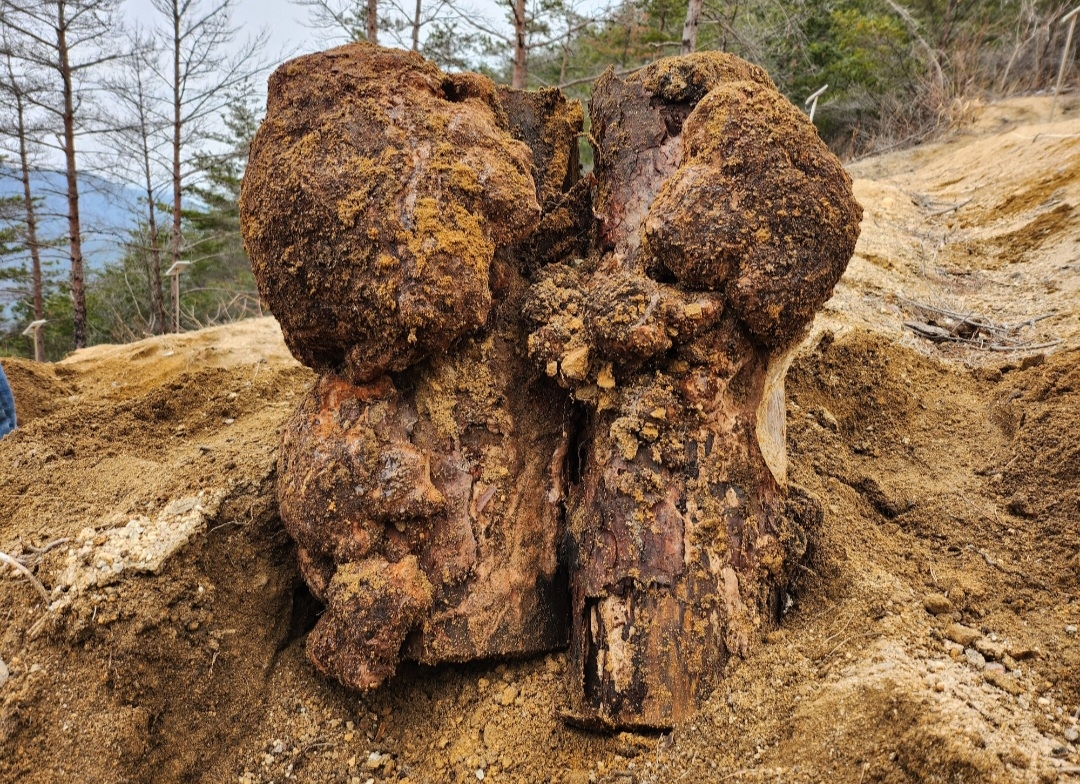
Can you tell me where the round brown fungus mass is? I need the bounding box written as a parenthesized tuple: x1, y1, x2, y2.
(240, 45, 861, 730)
(240, 44, 540, 383)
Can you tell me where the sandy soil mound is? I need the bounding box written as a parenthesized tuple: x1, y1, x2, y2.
(1, 95, 1079, 784)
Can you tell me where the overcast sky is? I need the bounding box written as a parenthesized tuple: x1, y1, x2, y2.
(126, 0, 330, 68)
(124, 0, 517, 74)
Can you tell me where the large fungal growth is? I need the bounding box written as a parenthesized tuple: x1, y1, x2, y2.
(243, 44, 580, 691)
(240, 44, 862, 729)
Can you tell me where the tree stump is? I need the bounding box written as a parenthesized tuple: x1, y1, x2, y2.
(240, 44, 861, 728)
(524, 55, 861, 728)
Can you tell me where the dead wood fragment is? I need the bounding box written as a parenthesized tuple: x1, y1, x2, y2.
(901, 298, 1060, 351)
(526, 53, 860, 729)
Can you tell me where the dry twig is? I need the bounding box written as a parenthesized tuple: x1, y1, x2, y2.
(0, 551, 51, 605)
(900, 297, 1059, 352)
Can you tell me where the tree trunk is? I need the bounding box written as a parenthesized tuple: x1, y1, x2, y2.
(526, 57, 860, 729)
(512, 0, 527, 88)
(367, 0, 378, 44)
(411, 0, 420, 50)
(14, 89, 45, 361)
(681, 0, 703, 54)
(135, 64, 166, 333)
(57, 3, 87, 349)
(560, 330, 802, 729)
(170, 0, 183, 331)
(145, 172, 166, 333)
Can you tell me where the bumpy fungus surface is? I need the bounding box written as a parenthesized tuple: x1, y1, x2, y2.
(240, 44, 540, 382)
(241, 45, 861, 729)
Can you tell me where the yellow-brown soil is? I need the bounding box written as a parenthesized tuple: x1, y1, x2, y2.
(1, 94, 1079, 784)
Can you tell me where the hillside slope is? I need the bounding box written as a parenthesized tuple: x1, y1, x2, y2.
(1, 94, 1078, 784)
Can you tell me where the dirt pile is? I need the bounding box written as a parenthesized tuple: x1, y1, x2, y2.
(1, 94, 1079, 783)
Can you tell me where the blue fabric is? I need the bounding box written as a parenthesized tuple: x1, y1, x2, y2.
(0, 362, 16, 438)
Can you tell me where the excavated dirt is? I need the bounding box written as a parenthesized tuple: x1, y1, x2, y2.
(2, 94, 1080, 783)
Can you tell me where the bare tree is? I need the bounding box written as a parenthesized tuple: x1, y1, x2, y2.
(147, 0, 268, 331)
(681, 0, 703, 54)
(102, 31, 170, 333)
(0, 43, 47, 360)
(294, 0, 381, 43)
(0, 0, 122, 349)
(449, 0, 608, 88)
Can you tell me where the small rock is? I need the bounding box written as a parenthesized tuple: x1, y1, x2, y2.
(974, 638, 1005, 661)
(1065, 727, 1079, 743)
(272, 740, 284, 754)
(1007, 644, 1039, 661)
(0, 657, 7, 689)
(945, 623, 982, 648)
(364, 752, 383, 770)
(984, 669, 1024, 696)
(923, 593, 953, 615)
(933, 681, 945, 693)
(475, 769, 485, 781)
(964, 648, 986, 668)
(1066, 625, 1078, 636)
(815, 407, 839, 431)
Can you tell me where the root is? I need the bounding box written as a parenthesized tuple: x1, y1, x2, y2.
(0, 551, 51, 606)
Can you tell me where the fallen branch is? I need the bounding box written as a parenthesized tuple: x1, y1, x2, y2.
(900, 297, 1059, 352)
(926, 197, 973, 216)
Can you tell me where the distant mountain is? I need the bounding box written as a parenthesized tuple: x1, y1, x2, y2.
(0, 167, 142, 272)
